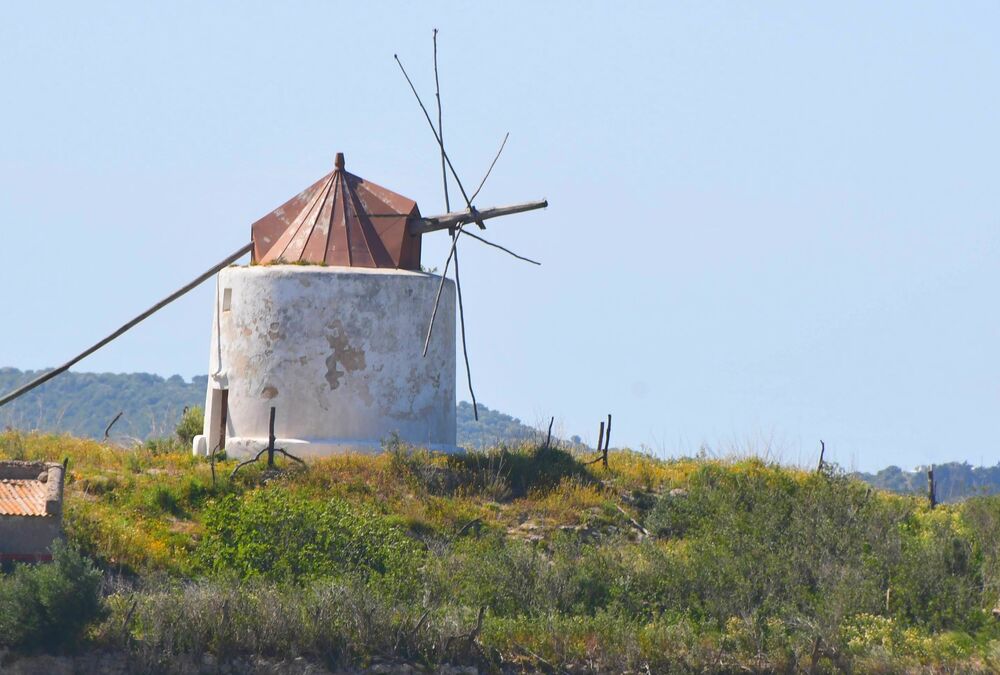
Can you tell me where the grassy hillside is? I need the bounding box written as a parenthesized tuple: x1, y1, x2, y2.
(5, 430, 1000, 672)
(10, 367, 1000, 503)
(0, 368, 541, 448)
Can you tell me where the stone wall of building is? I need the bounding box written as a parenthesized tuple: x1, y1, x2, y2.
(0, 514, 62, 559)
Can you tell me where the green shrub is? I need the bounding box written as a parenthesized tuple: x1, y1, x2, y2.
(960, 495, 1000, 612)
(891, 511, 983, 632)
(143, 437, 184, 455)
(124, 452, 145, 473)
(198, 488, 422, 584)
(386, 442, 459, 495)
(0, 430, 28, 460)
(104, 578, 482, 669)
(640, 462, 916, 649)
(143, 483, 182, 516)
(175, 405, 204, 446)
(447, 444, 591, 500)
(0, 541, 105, 651)
(424, 534, 547, 616)
(137, 476, 214, 518)
(645, 489, 699, 537)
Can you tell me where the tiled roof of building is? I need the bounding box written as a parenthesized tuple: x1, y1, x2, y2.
(0, 461, 63, 518)
(0, 479, 49, 517)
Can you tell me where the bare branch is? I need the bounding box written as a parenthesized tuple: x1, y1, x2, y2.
(104, 411, 124, 439)
(422, 224, 464, 357)
(229, 447, 269, 480)
(455, 518, 482, 538)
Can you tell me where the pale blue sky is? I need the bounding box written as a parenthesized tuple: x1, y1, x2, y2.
(2, 3, 998, 471)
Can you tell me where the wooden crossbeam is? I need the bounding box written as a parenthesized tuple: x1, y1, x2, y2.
(410, 200, 549, 235)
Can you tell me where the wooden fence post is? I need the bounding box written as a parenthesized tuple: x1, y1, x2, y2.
(602, 414, 611, 468)
(267, 406, 276, 468)
(229, 406, 305, 479)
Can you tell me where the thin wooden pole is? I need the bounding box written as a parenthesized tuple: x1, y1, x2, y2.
(396, 51, 490, 362)
(431, 31, 476, 421)
(469, 132, 509, 203)
(421, 224, 462, 357)
(452, 241, 478, 420)
(461, 230, 541, 266)
(0, 242, 253, 410)
(817, 440, 826, 473)
(433, 28, 450, 214)
(603, 414, 611, 468)
(229, 405, 304, 479)
(597, 421, 606, 456)
(928, 466, 936, 509)
(210, 441, 218, 488)
(393, 54, 479, 215)
(267, 406, 276, 468)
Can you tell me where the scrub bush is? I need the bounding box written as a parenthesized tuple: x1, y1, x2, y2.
(197, 488, 422, 585)
(174, 405, 204, 446)
(0, 541, 104, 651)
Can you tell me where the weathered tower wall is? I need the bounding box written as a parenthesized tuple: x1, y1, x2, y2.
(193, 265, 457, 458)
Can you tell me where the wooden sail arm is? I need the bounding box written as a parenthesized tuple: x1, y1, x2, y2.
(0, 243, 254, 410)
(409, 199, 548, 235)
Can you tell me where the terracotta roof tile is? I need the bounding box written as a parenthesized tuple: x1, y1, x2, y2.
(0, 479, 49, 517)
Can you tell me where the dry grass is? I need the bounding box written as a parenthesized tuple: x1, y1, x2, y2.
(529, 477, 611, 526)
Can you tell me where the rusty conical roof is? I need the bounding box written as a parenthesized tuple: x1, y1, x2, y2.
(252, 153, 422, 270)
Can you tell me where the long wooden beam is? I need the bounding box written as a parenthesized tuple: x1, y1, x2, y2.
(0, 242, 253, 410)
(410, 199, 548, 235)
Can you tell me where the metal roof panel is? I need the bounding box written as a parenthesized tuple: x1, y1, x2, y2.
(252, 153, 421, 270)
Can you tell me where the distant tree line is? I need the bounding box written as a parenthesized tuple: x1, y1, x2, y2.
(0, 368, 543, 449)
(0, 367, 207, 442)
(854, 462, 1000, 503)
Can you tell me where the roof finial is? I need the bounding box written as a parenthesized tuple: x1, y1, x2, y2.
(335, 152, 345, 170)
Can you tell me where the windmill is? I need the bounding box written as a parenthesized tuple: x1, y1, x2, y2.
(0, 32, 547, 457)
(394, 30, 547, 421)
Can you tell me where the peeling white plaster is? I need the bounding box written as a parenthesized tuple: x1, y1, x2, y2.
(194, 265, 457, 458)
